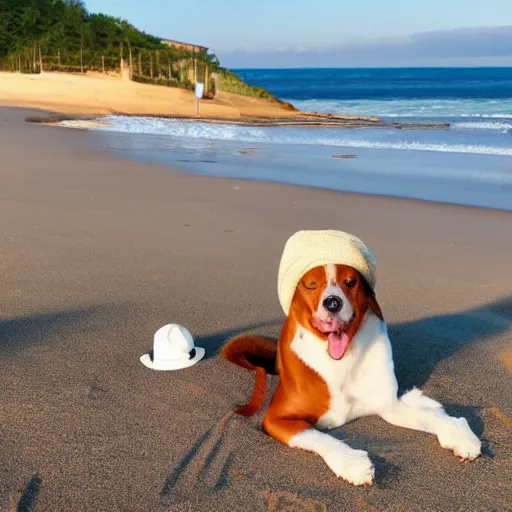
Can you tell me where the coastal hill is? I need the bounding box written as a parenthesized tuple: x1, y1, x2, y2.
(0, 71, 303, 119)
(0, 0, 379, 124)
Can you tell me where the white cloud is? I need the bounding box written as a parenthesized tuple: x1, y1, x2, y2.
(219, 25, 512, 68)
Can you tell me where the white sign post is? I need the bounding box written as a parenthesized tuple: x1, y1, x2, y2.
(195, 82, 204, 115)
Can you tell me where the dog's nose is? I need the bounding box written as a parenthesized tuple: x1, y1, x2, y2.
(323, 295, 343, 313)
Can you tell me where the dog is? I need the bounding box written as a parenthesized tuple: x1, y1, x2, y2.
(221, 230, 481, 486)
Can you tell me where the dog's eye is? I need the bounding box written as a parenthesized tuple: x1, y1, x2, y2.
(303, 279, 318, 290)
(344, 278, 357, 288)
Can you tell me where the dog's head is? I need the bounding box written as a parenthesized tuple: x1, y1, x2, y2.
(289, 264, 383, 360)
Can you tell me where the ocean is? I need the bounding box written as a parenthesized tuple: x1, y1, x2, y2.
(235, 67, 512, 121)
(59, 68, 512, 211)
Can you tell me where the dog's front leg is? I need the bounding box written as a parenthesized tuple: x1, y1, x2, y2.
(379, 388, 481, 460)
(263, 413, 374, 486)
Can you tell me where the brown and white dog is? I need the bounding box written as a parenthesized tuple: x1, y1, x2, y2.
(222, 263, 481, 486)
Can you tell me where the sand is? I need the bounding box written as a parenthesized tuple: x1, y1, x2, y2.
(0, 71, 298, 118)
(0, 107, 511, 511)
(0, 72, 385, 126)
(0, 71, 299, 120)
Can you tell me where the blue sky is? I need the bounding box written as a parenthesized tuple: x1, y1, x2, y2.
(85, 0, 512, 67)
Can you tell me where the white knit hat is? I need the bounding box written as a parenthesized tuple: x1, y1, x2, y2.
(277, 230, 377, 315)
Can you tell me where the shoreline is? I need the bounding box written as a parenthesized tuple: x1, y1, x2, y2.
(4, 105, 508, 212)
(25, 109, 451, 131)
(0, 71, 452, 130)
(4, 106, 488, 214)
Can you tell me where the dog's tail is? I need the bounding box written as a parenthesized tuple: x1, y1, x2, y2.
(220, 335, 278, 417)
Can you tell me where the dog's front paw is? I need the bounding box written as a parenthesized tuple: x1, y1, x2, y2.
(323, 448, 375, 486)
(437, 417, 481, 461)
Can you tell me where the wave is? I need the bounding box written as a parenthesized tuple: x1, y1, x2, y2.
(330, 140, 512, 156)
(60, 116, 512, 157)
(452, 121, 512, 131)
(460, 113, 512, 119)
(289, 98, 512, 119)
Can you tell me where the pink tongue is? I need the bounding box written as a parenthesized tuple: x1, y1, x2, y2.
(328, 332, 350, 360)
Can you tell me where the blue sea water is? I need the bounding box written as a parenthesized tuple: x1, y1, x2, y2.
(234, 67, 512, 121)
(59, 68, 512, 210)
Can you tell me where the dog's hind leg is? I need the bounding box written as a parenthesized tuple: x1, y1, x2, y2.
(263, 411, 374, 486)
(378, 388, 481, 460)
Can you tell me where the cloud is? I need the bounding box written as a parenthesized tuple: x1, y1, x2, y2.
(218, 26, 512, 68)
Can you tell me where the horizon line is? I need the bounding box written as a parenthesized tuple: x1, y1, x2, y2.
(229, 64, 512, 70)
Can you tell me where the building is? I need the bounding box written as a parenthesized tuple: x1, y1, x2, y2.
(161, 39, 209, 54)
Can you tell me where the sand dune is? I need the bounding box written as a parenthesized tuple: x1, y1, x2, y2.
(0, 71, 301, 119)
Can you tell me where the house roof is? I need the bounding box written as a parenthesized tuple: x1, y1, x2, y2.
(161, 39, 209, 51)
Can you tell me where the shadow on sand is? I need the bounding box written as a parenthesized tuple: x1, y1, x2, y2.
(16, 474, 42, 512)
(388, 295, 511, 391)
(0, 305, 121, 359)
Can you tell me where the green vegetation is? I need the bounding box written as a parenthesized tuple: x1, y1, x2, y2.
(217, 68, 295, 109)
(0, 0, 215, 76)
(0, 1, 161, 61)
(0, 0, 289, 107)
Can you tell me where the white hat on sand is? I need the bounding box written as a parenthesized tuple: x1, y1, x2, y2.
(140, 324, 205, 371)
(277, 230, 377, 316)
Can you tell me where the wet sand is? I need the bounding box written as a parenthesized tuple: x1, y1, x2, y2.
(0, 107, 511, 511)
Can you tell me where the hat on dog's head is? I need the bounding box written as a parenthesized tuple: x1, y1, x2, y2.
(277, 230, 377, 315)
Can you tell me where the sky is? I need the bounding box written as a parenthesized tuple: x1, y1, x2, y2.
(85, 0, 512, 67)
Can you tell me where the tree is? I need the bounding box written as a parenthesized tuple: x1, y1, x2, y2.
(0, 0, 223, 82)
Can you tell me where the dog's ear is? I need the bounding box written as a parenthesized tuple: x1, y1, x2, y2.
(362, 277, 384, 321)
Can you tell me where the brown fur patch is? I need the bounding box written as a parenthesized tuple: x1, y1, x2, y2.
(220, 335, 277, 416)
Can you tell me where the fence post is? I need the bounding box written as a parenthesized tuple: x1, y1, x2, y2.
(33, 43, 37, 72)
(102, 55, 105, 73)
(128, 43, 133, 79)
(150, 52, 153, 79)
(80, 39, 84, 73)
(58, 50, 61, 68)
(138, 53, 142, 76)
(38, 45, 43, 73)
(193, 50, 197, 83)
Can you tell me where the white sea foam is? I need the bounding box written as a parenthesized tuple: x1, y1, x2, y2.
(452, 121, 512, 131)
(313, 140, 512, 156)
(59, 116, 512, 157)
(460, 113, 512, 119)
(289, 98, 512, 120)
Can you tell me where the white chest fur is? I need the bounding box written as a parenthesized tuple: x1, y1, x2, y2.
(291, 312, 398, 429)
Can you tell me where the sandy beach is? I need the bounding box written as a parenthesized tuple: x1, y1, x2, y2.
(0, 72, 383, 126)
(0, 71, 286, 118)
(1, 107, 511, 511)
